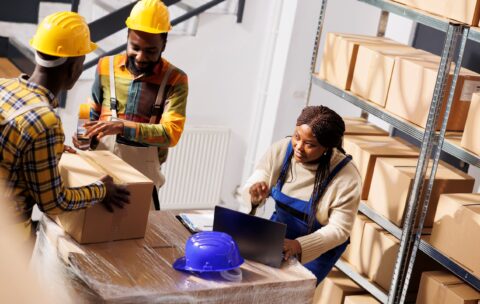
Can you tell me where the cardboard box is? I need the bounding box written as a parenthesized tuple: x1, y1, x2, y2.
(53, 151, 154, 244)
(344, 294, 381, 304)
(342, 213, 372, 270)
(313, 268, 365, 304)
(417, 271, 480, 304)
(319, 33, 399, 90)
(351, 44, 435, 107)
(393, 0, 480, 25)
(367, 157, 475, 227)
(386, 57, 480, 131)
(344, 135, 419, 199)
(461, 92, 480, 155)
(343, 117, 388, 136)
(430, 193, 480, 277)
(359, 222, 439, 292)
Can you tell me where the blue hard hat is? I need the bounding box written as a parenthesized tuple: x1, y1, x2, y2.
(173, 231, 244, 272)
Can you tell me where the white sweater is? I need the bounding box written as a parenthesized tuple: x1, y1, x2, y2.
(241, 138, 362, 263)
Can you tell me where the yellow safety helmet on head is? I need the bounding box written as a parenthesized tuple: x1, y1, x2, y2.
(126, 0, 171, 34)
(30, 11, 97, 57)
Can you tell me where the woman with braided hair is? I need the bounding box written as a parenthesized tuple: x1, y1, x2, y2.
(241, 105, 361, 284)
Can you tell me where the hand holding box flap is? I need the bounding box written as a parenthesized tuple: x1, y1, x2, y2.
(53, 151, 154, 244)
(430, 193, 480, 277)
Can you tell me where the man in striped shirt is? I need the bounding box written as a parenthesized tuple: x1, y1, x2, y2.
(74, 0, 188, 209)
(0, 12, 130, 242)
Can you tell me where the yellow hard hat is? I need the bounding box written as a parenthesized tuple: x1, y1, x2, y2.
(30, 11, 97, 57)
(126, 0, 171, 34)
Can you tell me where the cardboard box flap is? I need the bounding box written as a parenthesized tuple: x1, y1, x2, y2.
(379, 158, 474, 181)
(427, 271, 463, 286)
(81, 151, 152, 184)
(344, 135, 418, 156)
(398, 56, 480, 77)
(60, 153, 105, 186)
(449, 284, 480, 301)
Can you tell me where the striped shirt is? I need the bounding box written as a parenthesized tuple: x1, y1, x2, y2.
(90, 53, 188, 162)
(0, 75, 106, 222)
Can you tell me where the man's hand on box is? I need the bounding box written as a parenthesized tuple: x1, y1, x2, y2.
(85, 121, 124, 139)
(100, 175, 130, 212)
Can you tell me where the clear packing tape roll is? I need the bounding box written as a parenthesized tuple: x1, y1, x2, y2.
(31, 211, 316, 303)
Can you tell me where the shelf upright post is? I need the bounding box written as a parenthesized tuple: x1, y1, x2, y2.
(387, 23, 466, 304)
(306, 0, 328, 106)
(396, 24, 469, 304)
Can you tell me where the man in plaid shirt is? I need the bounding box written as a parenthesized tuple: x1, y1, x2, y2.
(0, 12, 130, 243)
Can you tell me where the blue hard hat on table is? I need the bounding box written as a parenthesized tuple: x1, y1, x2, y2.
(173, 231, 244, 272)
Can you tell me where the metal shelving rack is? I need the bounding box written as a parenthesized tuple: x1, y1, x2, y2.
(307, 0, 480, 303)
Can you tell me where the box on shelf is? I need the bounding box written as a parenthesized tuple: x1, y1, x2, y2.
(342, 213, 372, 270)
(343, 117, 388, 136)
(386, 56, 480, 131)
(52, 151, 154, 244)
(367, 157, 474, 228)
(319, 33, 399, 90)
(416, 271, 480, 304)
(312, 268, 365, 304)
(430, 193, 480, 277)
(351, 44, 434, 107)
(344, 294, 381, 304)
(343, 135, 419, 200)
(461, 92, 480, 156)
(359, 222, 439, 293)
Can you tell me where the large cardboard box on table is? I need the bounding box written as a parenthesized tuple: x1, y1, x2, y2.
(343, 117, 388, 136)
(53, 151, 154, 244)
(367, 157, 475, 227)
(416, 271, 480, 304)
(430, 193, 480, 278)
(343, 135, 419, 199)
(386, 56, 480, 131)
(461, 92, 480, 155)
(359, 222, 439, 293)
(344, 294, 381, 304)
(342, 214, 372, 270)
(351, 44, 435, 107)
(313, 268, 365, 304)
(319, 33, 400, 90)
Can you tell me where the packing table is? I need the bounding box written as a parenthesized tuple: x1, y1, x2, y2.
(31, 210, 316, 303)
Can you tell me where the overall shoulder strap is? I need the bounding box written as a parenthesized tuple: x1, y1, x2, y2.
(109, 56, 117, 120)
(149, 64, 174, 124)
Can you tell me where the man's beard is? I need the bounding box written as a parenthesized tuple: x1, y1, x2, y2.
(127, 56, 157, 76)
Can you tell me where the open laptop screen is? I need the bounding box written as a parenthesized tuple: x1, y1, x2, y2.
(213, 205, 286, 268)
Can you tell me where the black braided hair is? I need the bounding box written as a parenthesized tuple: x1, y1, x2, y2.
(278, 106, 346, 233)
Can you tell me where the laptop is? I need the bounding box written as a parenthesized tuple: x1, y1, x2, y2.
(213, 205, 287, 268)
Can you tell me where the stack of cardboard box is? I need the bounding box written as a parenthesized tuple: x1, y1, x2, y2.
(461, 92, 480, 156)
(416, 271, 480, 304)
(430, 193, 480, 279)
(321, 32, 480, 132)
(393, 0, 480, 26)
(313, 268, 368, 304)
(366, 158, 475, 228)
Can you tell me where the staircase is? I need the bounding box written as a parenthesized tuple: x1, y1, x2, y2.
(0, 0, 245, 78)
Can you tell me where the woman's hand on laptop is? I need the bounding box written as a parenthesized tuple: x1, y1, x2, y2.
(283, 238, 302, 261)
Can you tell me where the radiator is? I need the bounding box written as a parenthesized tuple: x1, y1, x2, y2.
(158, 126, 230, 210)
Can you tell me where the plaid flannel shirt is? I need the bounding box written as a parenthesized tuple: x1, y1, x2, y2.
(90, 53, 188, 163)
(0, 75, 106, 222)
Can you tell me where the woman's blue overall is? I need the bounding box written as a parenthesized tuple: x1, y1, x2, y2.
(270, 142, 351, 284)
